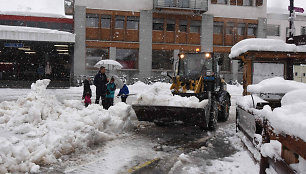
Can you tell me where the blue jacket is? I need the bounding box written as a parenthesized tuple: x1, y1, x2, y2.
(106, 83, 116, 98)
(118, 84, 129, 96)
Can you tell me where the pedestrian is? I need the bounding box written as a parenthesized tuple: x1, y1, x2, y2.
(105, 77, 116, 109)
(94, 66, 108, 108)
(117, 83, 129, 103)
(82, 78, 92, 107)
(45, 61, 52, 79)
(37, 64, 44, 80)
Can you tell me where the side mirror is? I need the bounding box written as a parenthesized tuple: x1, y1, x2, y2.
(161, 71, 168, 76)
(218, 57, 224, 66)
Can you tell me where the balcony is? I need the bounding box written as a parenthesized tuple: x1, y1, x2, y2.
(153, 0, 208, 13)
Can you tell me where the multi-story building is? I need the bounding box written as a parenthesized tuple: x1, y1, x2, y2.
(74, 0, 267, 83)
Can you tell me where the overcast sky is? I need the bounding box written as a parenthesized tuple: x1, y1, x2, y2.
(268, 0, 306, 14)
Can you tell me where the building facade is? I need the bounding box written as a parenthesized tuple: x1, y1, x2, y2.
(74, 0, 267, 83)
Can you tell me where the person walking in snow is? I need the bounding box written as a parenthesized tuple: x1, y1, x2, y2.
(117, 83, 129, 103)
(82, 78, 92, 107)
(94, 66, 109, 107)
(105, 77, 116, 109)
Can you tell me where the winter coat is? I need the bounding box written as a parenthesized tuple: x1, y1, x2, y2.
(106, 82, 116, 98)
(94, 72, 108, 95)
(83, 79, 92, 99)
(118, 84, 129, 96)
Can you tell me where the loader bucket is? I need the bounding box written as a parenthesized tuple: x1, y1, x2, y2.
(132, 105, 209, 129)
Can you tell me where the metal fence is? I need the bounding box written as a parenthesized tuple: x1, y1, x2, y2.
(153, 0, 208, 11)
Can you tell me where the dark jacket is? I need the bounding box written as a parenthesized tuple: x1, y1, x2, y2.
(106, 82, 116, 98)
(83, 79, 92, 98)
(118, 84, 129, 96)
(94, 72, 108, 94)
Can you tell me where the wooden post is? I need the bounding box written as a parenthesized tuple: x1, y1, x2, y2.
(259, 119, 270, 174)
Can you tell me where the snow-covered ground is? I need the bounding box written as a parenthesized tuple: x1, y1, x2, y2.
(0, 80, 262, 174)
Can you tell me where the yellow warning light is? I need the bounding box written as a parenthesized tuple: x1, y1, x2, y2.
(196, 48, 200, 52)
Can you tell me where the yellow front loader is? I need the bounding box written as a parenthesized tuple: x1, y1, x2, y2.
(133, 52, 231, 130)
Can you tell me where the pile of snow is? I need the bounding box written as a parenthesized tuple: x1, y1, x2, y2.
(0, 80, 134, 173)
(0, 0, 66, 18)
(264, 89, 306, 142)
(229, 38, 306, 58)
(291, 157, 306, 174)
(247, 77, 306, 94)
(135, 82, 208, 108)
(227, 83, 243, 96)
(206, 151, 259, 174)
(236, 95, 267, 110)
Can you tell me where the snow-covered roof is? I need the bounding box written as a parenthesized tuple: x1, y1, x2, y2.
(0, 0, 67, 18)
(229, 38, 306, 58)
(0, 25, 75, 43)
(247, 77, 306, 94)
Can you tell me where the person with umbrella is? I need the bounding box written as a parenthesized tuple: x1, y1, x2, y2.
(105, 77, 116, 109)
(94, 66, 108, 108)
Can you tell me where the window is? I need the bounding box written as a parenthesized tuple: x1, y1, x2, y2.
(248, 24, 257, 36)
(301, 26, 306, 35)
(153, 18, 164, 31)
(101, 15, 111, 28)
(226, 22, 234, 35)
(165, 0, 175, 7)
(167, 20, 175, 31)
(86, 48, 109, 74)
(49, 23, 61, 30)
(178, 0, 190, 8)
(237, 23, 246, 35)
(267, 24, 280, 36)
(243, 0, 253, 6)
(86, 48, 109, 60)
(215, 53, 231, 72)
(217, 0, 227, 4)
(26, 21, 37, 28)
(152, 50, 174, 70)
(190, 21, 201, 33)
(86, 14, 99, 28)
(214, 22, 224, 34)
(127, 16, 139, 30)
(115, 16, 125, 29)
(179, 20, 187, 32)
(116, 49, 138, 69)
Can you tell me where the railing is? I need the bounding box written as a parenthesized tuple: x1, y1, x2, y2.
(153, 0, 208, 11)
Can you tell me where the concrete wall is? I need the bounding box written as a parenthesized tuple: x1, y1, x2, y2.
(267, 13, 306, 41)
(207, 0, 267, 19)
(201, 14, 213, 53)
(73, 5, 86, 80)
(75, 0, 153, 12)
(138, 10, 153, 80)
(257, 17, 267, 38)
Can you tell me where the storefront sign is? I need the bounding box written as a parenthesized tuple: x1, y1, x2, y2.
(4, 43, 24, 48)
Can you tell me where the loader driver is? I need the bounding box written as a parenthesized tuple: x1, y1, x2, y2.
(94, 66, 109, 108)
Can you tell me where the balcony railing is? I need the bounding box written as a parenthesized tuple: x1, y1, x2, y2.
(153, 0, 208, 11)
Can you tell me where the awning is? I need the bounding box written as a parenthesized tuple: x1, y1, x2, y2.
(0, 25, 75, 43)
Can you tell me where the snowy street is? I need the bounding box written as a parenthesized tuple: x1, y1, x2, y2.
(0, 81, 260, 174)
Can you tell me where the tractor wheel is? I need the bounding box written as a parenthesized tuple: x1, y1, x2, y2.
(218, 96, 230, 122)
(208, 103, 218, 131)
